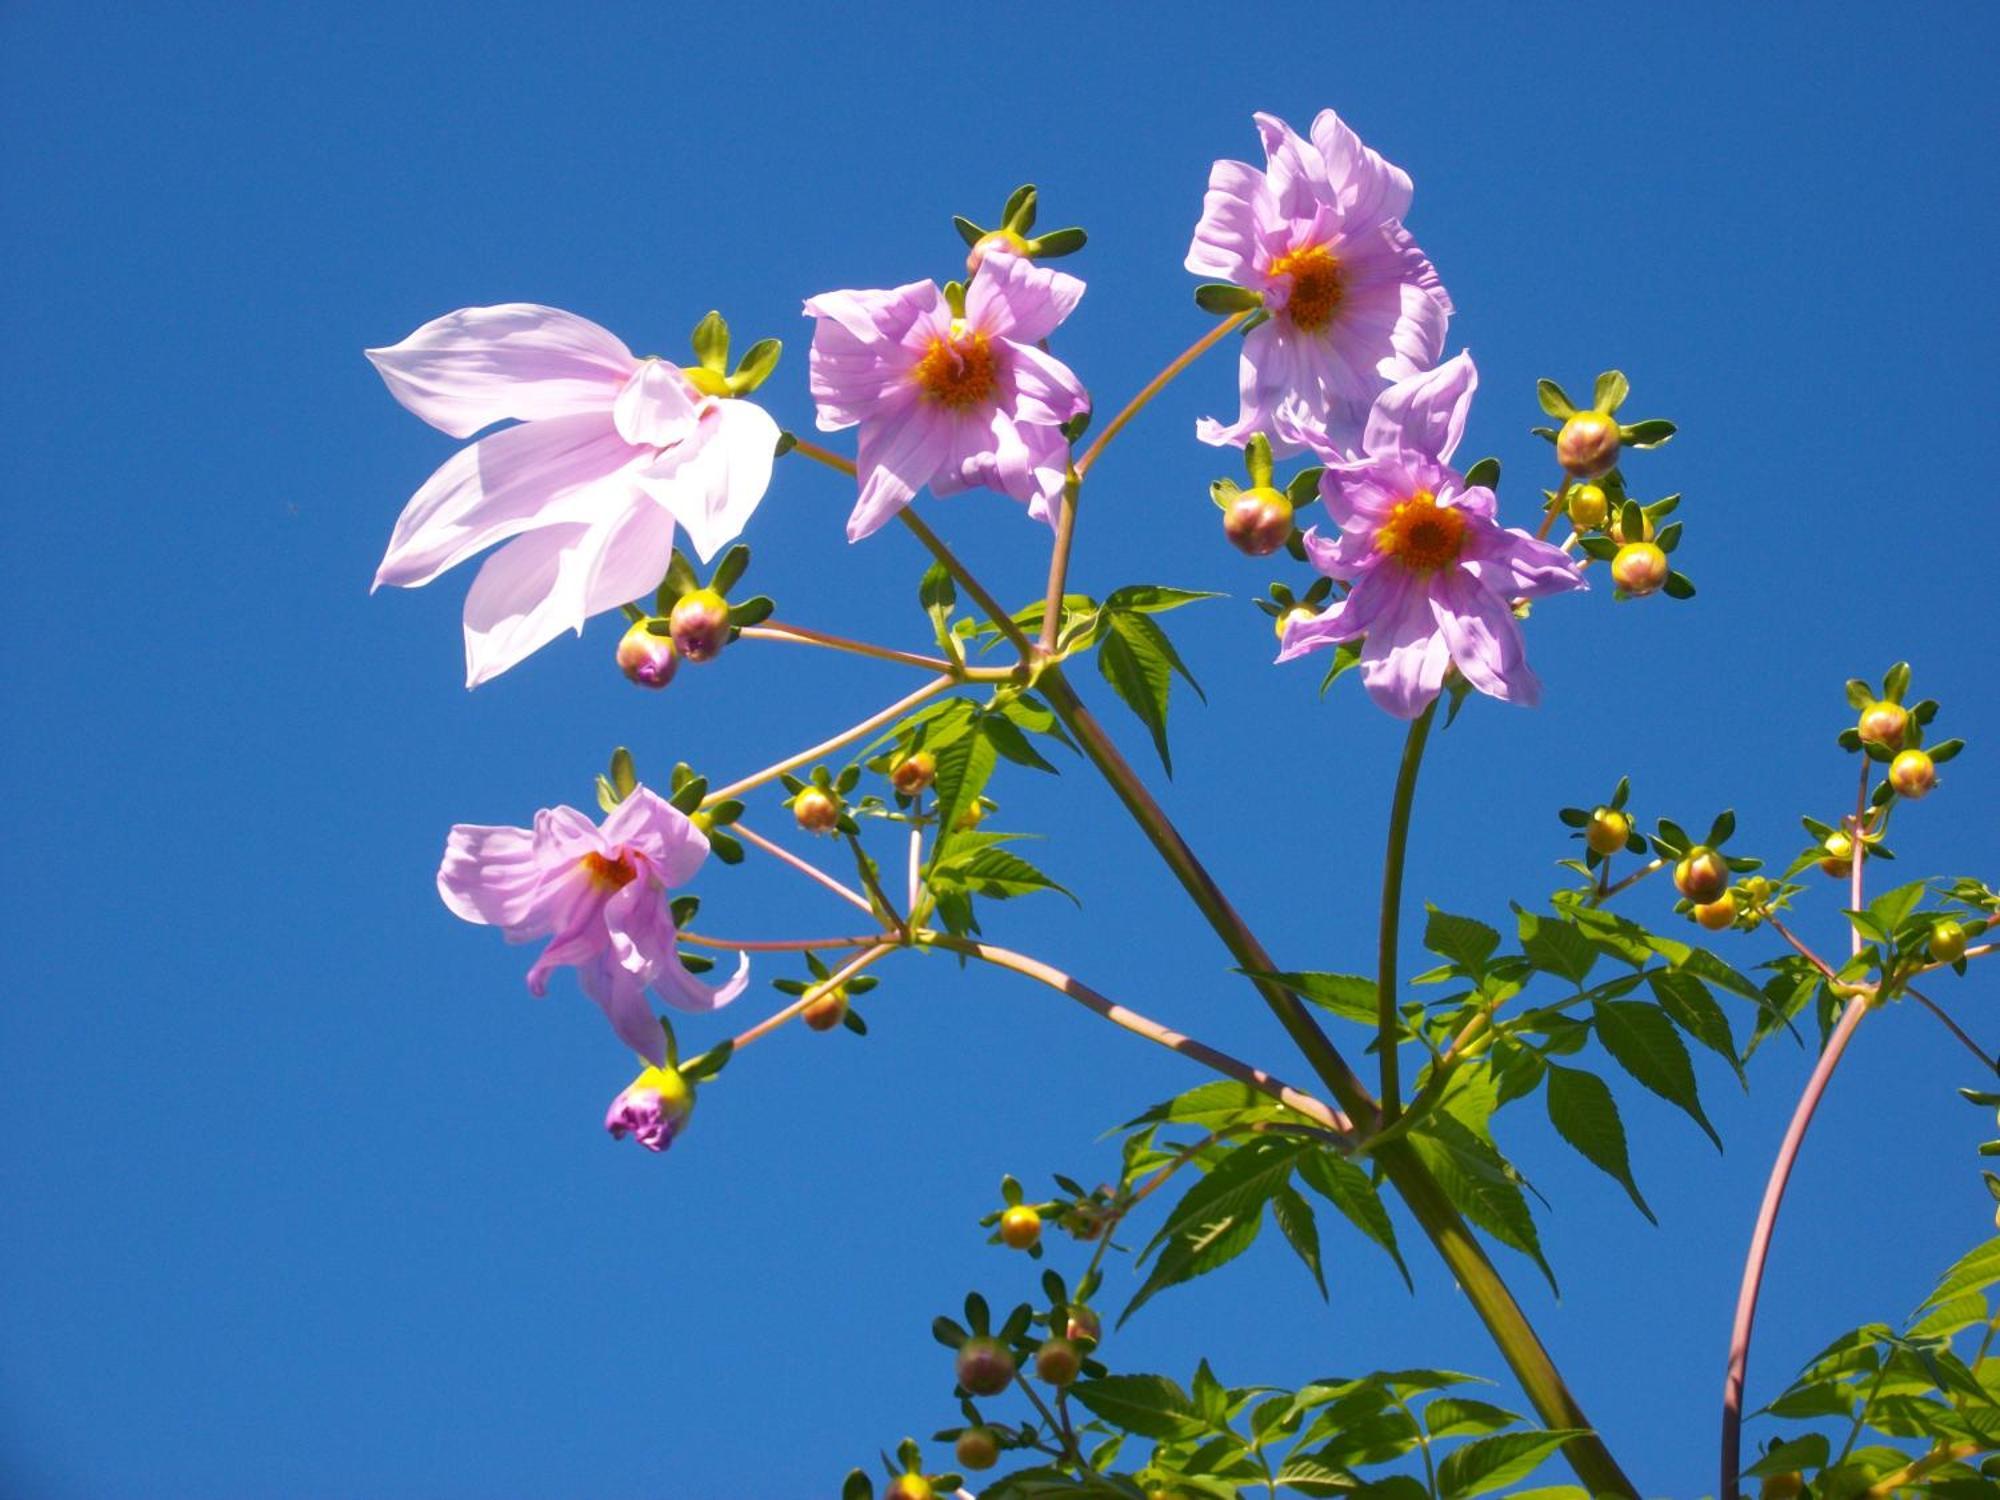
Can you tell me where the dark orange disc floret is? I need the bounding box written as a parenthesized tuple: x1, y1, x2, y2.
(1267, 244, 1344, 332)
(912, 331, 998, 409)
(579, 851, 638, 890)
(1373, 491, 1467, 573)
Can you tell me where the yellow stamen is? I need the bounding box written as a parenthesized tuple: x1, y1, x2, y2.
(1267, 244, 1344, 332)
(912, 331, 997, 409)
(1374, 491, 1467, 573)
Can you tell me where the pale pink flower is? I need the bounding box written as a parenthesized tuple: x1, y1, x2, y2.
(368, 304, 778, 686)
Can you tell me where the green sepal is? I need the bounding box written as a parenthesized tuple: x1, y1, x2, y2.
(952, 215, 985, 248)
(1618, 418, 1676, 447)
(690, 310, 729, 373)
(727, 595, 774, 628)
(1462, 456, 1501, 490)
(1536, 379, 1577, 419)
(1210, 478, 1242, 510)
(1195, 282, 1264, 314)
(1844, 678, 1875, 711)
(1593, 370, 1630, 413)
(706, 829, 743, 864)
(710, 544, 751, 596)
(773, 429, 798, 458)
(609, 746, 638, 799)
(1883, 661, 1912, 703)
(680, 1039, 733, 1083)
(670, 894, 700, 927)
(1001, 183, 1037, 234)
(726, 338, 780, 395)
(657, 550, 700, 613)
(1028, 227, 1087, 258)
(1662, 571, 1696, 600)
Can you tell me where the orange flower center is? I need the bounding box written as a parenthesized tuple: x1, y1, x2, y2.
(912, 330, 997, 409)
(1268, 244, 1344, 332)
(579, 851, 638, 891)
(1374, 491, 1467, 573)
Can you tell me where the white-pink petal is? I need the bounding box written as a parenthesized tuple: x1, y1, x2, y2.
(366, 303, 635, 439)
(639, 399, 779, 563)
(612, 358, 701, 449)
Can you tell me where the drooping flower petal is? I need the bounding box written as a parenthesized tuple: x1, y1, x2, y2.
(802, 282, 941, 428)
(1307, 108, 1414, 226)
(640, 398, 780, 563)
(657, 947, 752, 1015)
(1362, 349, 1477, 463)
(846, 403, 953, 542)
(366, 303, 635, 439)
(374, 413, 646, 591)
(1359, 573, 1453, 718)
(1432, 567, 1539, 706)
(612, 358, 701, 449)
(599, 786, 711, 889)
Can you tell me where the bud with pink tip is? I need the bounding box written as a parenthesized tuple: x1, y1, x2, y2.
(1223, 487, 1294, 556)
(605, 1065, 696, 1153)
(1556, 411, 1621, 478)
(615, 620, 679, 689)
(1611, 541, 1668, 596)
(669, 588, 732, 663)
(1889, 748, 1937, 799)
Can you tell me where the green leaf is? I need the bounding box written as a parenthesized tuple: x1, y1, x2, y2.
(1103, 584, 1223, 615)
(1127, 1079, 1305, 1131)
(1296, 1150, 1411, 1288)
(1098, 612, 1179, 773)
(1535, 379, 1577, 420)
(1254, 969, 1379, 1025)
(1544, 1063, 1655, 1223)
(929, 716, 997, 850)
(1425, 906, 1502, 971)
(1066, 1375, 1206, 1441)
(1424, 1397, 1524, 1439)
(932, 847, 1077, 904)
(1592, 370, 1630, 413)
(1271, 1185, 1328, 1299)
(1646, 969, 1744, 1084)
(1272, 1455, 1361, 1496)
(1435, 1430, 1586, 1499)
(1124, 1139, 1302, 1322)
(980, 711, 1060, 774)
(1593, 998, 1721, 1149)
(1919, 1236, 2000, 1312)
(1408, 1120, 1556, 1291)
(1517, 910, 1597, 986)
(1742, 1432, 1830, 1479)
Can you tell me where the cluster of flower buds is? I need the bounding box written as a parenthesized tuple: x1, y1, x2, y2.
(615, 544, 774, 688)
(1839, 663, 1963, 804)
(953, 183, 1089, 274)
(1212, 433, 1319, 558)
(770, 948, 879, 1036)
(1536, 372, 1694, 601)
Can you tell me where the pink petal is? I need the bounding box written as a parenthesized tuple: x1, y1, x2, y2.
(600, 786, 711, 889)
(1005, 340, 1090, 427)
(577, 958, 668, 1065)
(459, 495, 674, 687)
(639, 398, 779, 563)
(1253, 112, 1328, 224)
(847, 405, 951, 542)
(1184, 157, 1273, 283)
(966, 252, 1084, 343)
(374, 413, 647, 591)
(658, 948, 752, 1016)
(437, 822, 543, 932)
(1308, 108, 1414, 225)
(612, 359, 701, 449)
(1432, 567, 1540, 707)
(1359, 574, 1452, 718)
(1364, 351, 1478, 464)
(366, 303, 634, 439)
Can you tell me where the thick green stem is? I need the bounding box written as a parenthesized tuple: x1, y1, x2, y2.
(1377, 701, 1438, 1120)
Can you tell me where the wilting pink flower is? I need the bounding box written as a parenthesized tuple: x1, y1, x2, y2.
(605, 1065, 695, 1153)
(368, 304, 779, 686)
(803, 252, 1089, 541)
(437, 786, 748, 1062)
(1187, 110, 1451, 456)
(1278, 353, 1583, 718)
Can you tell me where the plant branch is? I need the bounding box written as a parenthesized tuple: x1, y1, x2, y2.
(703, 676, 955, 806)
(681, 932, 883, 953)
(733, 820, 876, 915)
(1906, 984, 1998, 1072)
(743, 621, 1013, 680)
(1074, 311, 1254, 478)
(1377, 700, 1438, 1120)
(1037, 469, 1082, 657)
(729, 942, 898, 1050)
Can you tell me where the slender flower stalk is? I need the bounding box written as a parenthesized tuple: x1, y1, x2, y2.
(733, 821, 876, 915)
(702, 677, 955, 806)
(926, 933, 1351, 1137)
(741, 621, 999, 678)
(730, 942, 898, 1050)
(1037, 469, 1081, 657)
(1075, 312, 1254, 478)
(1905, 986, 1996, 1071)
(1376, 699, 1438, 1118)
(1719, 780, 1874, 1497)
(680, 932, 885, 953)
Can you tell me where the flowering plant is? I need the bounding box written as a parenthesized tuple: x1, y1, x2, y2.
(368, 108, 1996, 1498)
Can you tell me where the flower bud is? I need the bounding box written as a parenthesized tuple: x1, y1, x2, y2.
(955, 1335, 1015, 1396)
(999, 1204, 1042, 1250)
(1818, 831, 1854, 879)
(1607, 509, 1656, 545)
(793, 787, 842, 835)
(1692, 891, 1737, 931)
(886, 1476, 936, 1500)
(1889, 748, 1937, 800)
(1610, 541, 1668, 595)
(1856, 700, 1907, 749)
(1566, 483, 1609, 530)
(1222, 487, 1294, 557)
(1275, 603, 1317, 641)
(955, 1428, 1001, 1471)
(801, 985, 849, 1032)
(1065, 1305, 1101, 1347)
(1034, 1336, 1082, 1387)
(1556, 411, 1622, 479)
(1584, 807, 1632, 857)
(891, 750, 937, 797)
(966, 229, 1029, 274)
(604, 1065, 695, 1153)
(1674, 846, 1729, 904)
(1930, 920, 1968, 965)
(615, 620, 678, 689)
(1760, 1474, 1804, 1500)
(954, 802, 987, 833)
(668, 587, 732, 663)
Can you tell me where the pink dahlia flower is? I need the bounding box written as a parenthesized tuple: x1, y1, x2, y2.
(803, 251, 1089, 541)
(437, 786, 748, 1063)
(1278, 353, 1583, 718)
(368, 304, 778, 686)
(1187, 110, 1451, 456)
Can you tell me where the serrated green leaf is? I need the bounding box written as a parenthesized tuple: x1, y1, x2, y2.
(1545, 1063, 1655, 1223)
(1297, 1150, 1411, 1289)
(1253, 969, 1379, 1025)
(929, 716, 998, 850)
(1067, 1375, 1205, 1441)
(1271, 1185, 1328, 1299)
(1518, 910, 1597, 986)
(1646, 968, 1744, 1084)
(1593, 998, 1721, 1149)
(932, 847, 1077, 904)
(1124, 1139, 1301, 1322)
(1408, 1121, 1556, 1292)
(1435, 1429, 1586, 1498)
(1424, 1396, 1525, 1439)
(1098, 613, 1178, 773)
(1426, 907, 1503, 971)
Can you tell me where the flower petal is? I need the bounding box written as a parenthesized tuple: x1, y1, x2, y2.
(847, 404, 951, 542)
(612, 359, 701, 449)
(1185, 157, 1274, 283)
(578, 957, 669, 1065)
(1308, 108, 1413, 225)
(374, 413, 646, 591)
(967, 251, 1085, 343)
(1359, 574, 1452, 718)
(1464, 523, 1587, 601)
(658, 948, 751, 1016)
(1004, 340, 1090, 427)
(803, 282, 940, 429)
(1432, 567, 1540, 707)
(366, 304, 634, 439)
(641, 398, 780, 563)
(1363, 351, 1477, 463)
(600, 786, 710, 889)
(438, 822, 544, 932)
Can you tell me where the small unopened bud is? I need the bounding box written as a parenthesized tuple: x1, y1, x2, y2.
(1818, 831, 1854, 879)
(793, 787, 841, 834)
(1608, 509, 1656, 545)
(885, 1476, 936, 1500)
(955, 1428, 1000, 1471)
(1930, 920, 1968, 965)
(604, 1065, 695, 1153)
(954, 801, 987, 833)
(1692, 891, 1737, 931)
(1556, 411, 1622, 479)
(967, 228, 1030, 274)
(1065, 1305, 1101, 1347)
(1674, 846, 1729, 904)
(1857, 700, 1908, 749)
(1275, 603, 1317, 641)
(801, 985, 849, 1032)
(1034, 1336, 1081, 1387)
(1889, 748, 1937, 799)
(891, 750, 937, 797)
(1222, 487, 1294, 557)
(1566, 483, 1609, 530)
(1610, 541, 1669, 595)
(1584, 807, 1632, 857)
(955, 1335, 1014, 1396)
(668, 588, 732, 663)
(999, 1204, 1042, 1250)
(1760, 1473, 1804, 1500)
(615, 620, 679, 689)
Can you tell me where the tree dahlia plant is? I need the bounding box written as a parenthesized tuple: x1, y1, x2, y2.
(368, 109, 1997, 1498)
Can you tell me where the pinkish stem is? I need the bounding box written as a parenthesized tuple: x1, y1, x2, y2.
(733, 821, 876, 915)
(730, 942, 898, 1050)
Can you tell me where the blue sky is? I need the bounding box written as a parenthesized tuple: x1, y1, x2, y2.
(4, 4, 1997, 1496)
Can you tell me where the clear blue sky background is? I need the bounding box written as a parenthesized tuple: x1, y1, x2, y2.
(4, 5, 1997, 1496)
